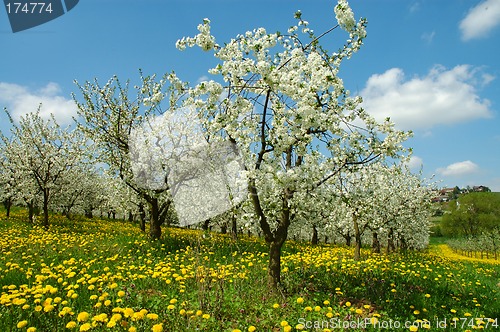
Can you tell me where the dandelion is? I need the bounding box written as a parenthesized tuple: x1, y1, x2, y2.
(273, 303, 280, 309)
(17, 321, 28, 328)
(66, 321, 77, 329)
(151, 324, 163, 332)
(79, 323, 92, 332)
(77, 312, 90, 322)
(146, 313, 159, 320)
(280, 321, 289, 327)
(296, 323, 305, 329)
(202, 314, 210, 319)
(167, 304, 175, 310)
(409, 326, 418, 331)
(27, 328, 36, 332)
(296, 297, 304, 304)
(345, 301, 351, 307)
(248, 327, 256, 332)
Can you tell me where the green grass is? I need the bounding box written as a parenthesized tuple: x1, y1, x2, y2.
(0, 209, 498, 331)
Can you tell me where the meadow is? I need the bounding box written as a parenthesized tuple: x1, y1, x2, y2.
(0, 209, 498, 331)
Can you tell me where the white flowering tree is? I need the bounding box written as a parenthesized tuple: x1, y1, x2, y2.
(176, 0, 411, 287)
(0, 109, 85, 227)
(74, 73, 189, 238)
(0, 136, 40, 222)
(331, 163, 434, 259)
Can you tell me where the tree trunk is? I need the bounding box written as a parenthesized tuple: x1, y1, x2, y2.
(220, 224, 227, 234)
(128, 211, 133, 223)
(231, 215, 238, 241)
(28, 200, 35, 224)
(3, 198, 12, 218)
(268, 240, 284, 288)
(202, 218, 210, 231)
(42, 189, 49, 229)
(344, 234, 352, 246)
(372, 232, 381, 254)
(84, 208, 93, 219)
(138, 203, 146, 232)
(311, 225, 319, 245)
(149, 197, 162, 239)
(387, 228, 396, 253)
(353, 212, 361, 260)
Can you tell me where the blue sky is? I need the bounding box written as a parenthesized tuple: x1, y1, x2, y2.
(1, 0, 499, 191)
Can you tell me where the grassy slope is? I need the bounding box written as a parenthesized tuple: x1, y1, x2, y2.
(0, 209, 498, 331)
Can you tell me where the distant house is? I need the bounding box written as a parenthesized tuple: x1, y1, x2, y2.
(472, 185, 490, 192)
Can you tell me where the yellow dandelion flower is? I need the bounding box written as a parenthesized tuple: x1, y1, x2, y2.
(17, 320, 28, 328)
(79, 323, 92, 332)
(151, 324, 163, 332)
(77, 312, 90, 322)
(248, 326, 256, 332)
(296, 297, 304, 304)
(66, 321, 77, 329)
(146, 313, 158, 320)
(280, 321, 289, 327)
(273, 303, 280, 309)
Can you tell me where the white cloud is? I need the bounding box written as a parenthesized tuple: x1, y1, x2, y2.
(0, 82, 77, 125)
(407, 155, 423, 171)
(360, 65, 493, 130)
(436, 160, 479, 177)
(421, 31, 435, 44)
(460, 0, 500, 41)
(196, 75, 209, 83)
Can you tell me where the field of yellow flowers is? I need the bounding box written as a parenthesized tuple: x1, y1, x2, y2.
(0, 210, 499, 331)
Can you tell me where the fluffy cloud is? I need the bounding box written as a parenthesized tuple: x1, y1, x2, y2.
(460, 0, 500, 41)
(407, 155, 424, 171)
(360, 65, 493, 130)
(0, 82, 77, 125)
(436, 160, 479, 177)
